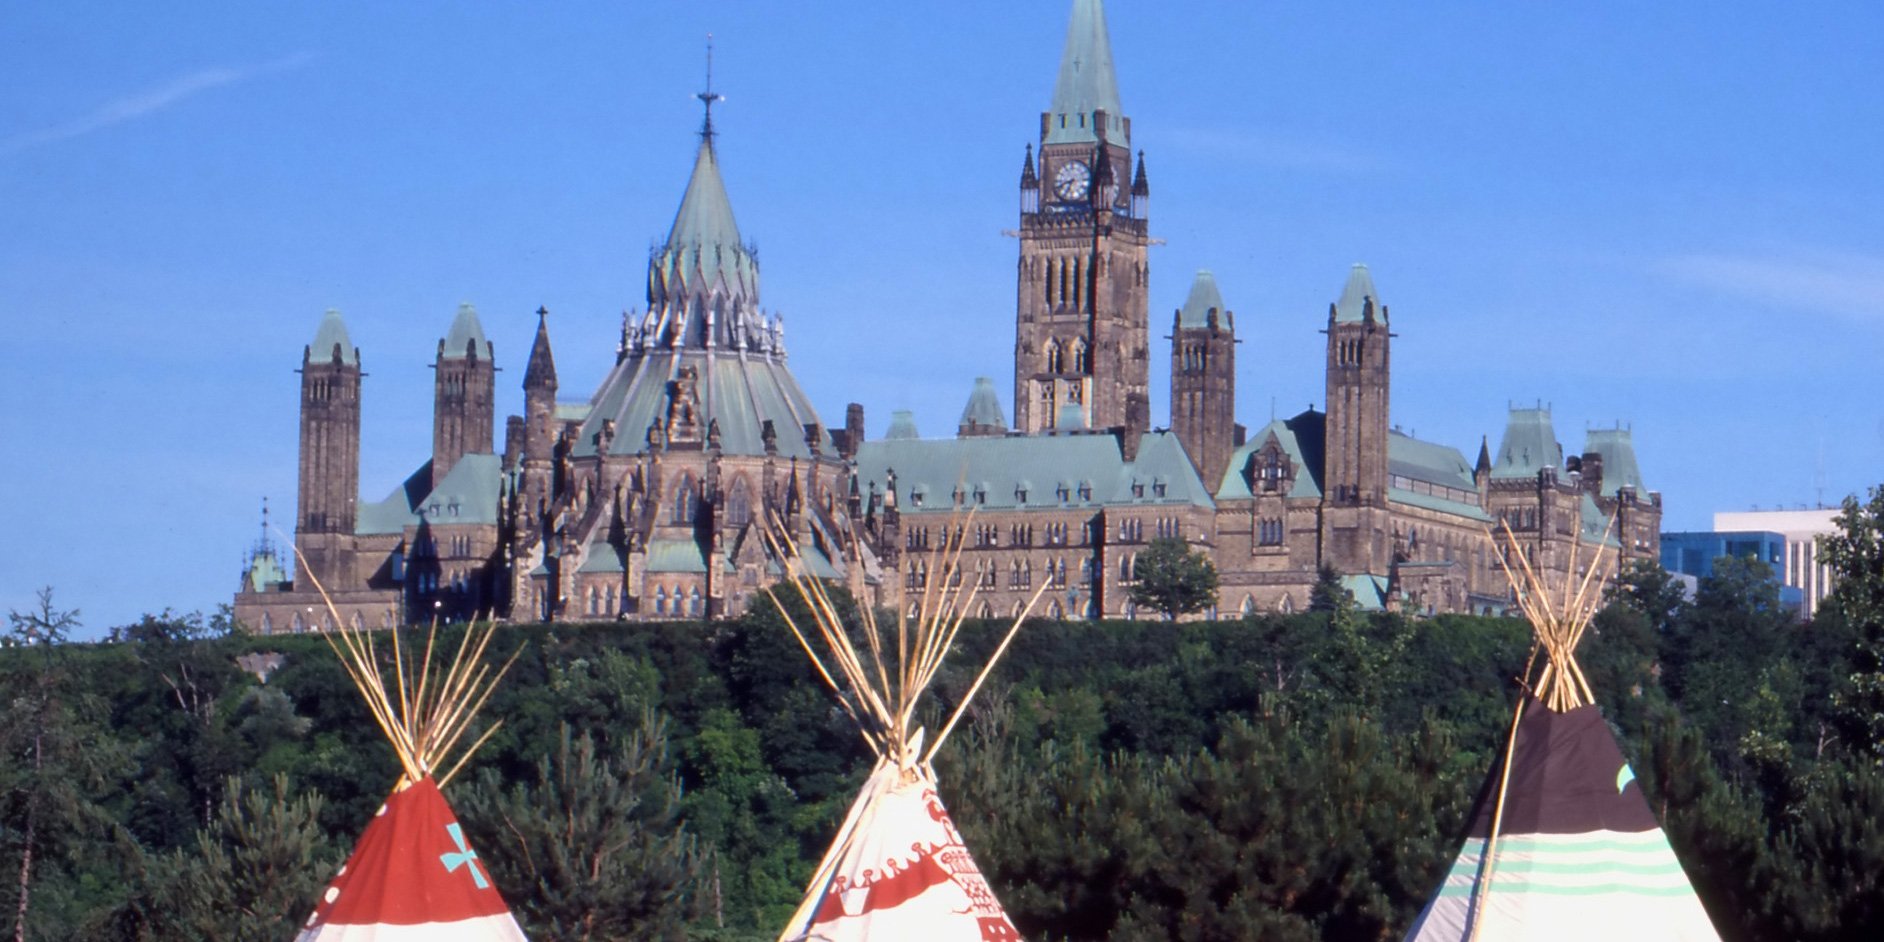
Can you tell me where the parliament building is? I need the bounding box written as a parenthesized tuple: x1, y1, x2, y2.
(235, 0, 1661, 632)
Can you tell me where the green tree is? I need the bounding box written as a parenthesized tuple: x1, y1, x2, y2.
(1129, 537, 1220, 620)
(1818, 486, 1884, 759)
(459, 718, 703, 941)
(1, 588, 103, 941)
(134, 775, 341, 942)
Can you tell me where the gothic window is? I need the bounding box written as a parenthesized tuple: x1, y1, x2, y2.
(690, 588, 703, 617)
(726, 477, 753, 528)
(979, 601, 995, 620)
(259, 613, 273, 634)
(292, 612, 305, 633)
(1046, 340, 1064, 374)
(673, 476, 697, 524)
(654, 587, 668, 616)
(1074, 340, 1090, 374)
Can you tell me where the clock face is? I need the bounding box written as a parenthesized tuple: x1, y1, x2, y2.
(1053, 160, 1091, 201)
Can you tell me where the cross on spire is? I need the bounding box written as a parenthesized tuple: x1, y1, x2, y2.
(696, 34, 724, 145)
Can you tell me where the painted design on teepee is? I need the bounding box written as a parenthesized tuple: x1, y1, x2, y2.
(290, 553, 529, 941)
(763, 511, 1046, 942)
(1400, 523, 1721, 942)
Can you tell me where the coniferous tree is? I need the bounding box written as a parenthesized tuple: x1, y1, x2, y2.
(458, 717, 704, 942)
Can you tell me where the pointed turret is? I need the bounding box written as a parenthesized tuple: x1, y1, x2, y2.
(1047, 0, 1125, 146)
(434, 303, 496, 486)
(307, 309, 359, 366)
(1332, 263, 1384, 324)
(297, 309, 362, 593)
(958, 377, 1008, 438)
(1131, 149, 1149, 197)
(1171, 271, 1237, 486)
(667, 140, 742, 257)
(1476, 436, 1493, 477)
(647, 135, 762, 350)
(1177, 270, 1230, 330)
(439, 303, 493, 360)
(1019, 143, 1038, 189)
(524, 307, 557, 393)
(885, 410, 921, 441)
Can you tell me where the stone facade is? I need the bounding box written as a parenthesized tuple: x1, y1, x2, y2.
(236, 0, 1662, 631)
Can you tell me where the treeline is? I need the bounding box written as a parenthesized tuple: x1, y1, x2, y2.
(5, 493, 1884, 940)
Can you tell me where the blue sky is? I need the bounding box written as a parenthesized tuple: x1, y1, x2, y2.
(4, 1, 1882, 635)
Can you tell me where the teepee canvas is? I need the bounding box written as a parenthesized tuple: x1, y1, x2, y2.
(1402, 526, 1720, 942)
(294, 610, 528, 942)
(764, 515, 1045, 942)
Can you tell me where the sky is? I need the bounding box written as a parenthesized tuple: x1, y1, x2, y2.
(4, 1, 1882, 636)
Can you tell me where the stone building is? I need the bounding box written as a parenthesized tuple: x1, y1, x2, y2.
(237, 0, 1661, 630)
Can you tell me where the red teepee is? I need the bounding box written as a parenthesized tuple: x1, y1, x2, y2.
(296, 777, 526, 940)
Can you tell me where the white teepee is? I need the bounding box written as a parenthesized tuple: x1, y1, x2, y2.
(764, 513, 1046, 942)
(1402, 524, 1721, 942)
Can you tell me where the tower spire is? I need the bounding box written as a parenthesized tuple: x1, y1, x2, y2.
(697, 34, 724, 146)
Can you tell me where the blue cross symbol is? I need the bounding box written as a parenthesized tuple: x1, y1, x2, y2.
(440, 823, 489, 889)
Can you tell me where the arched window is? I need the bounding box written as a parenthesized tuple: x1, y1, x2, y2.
(1279, 593, 1295, 614)
(605, 586, 616, 615)
(689, 587, 703, 617)
(673, 476, 697, 525)
(259, 613, 273, 634)
(1045, 340, 1064, 374)
(1073, 340, 1089, 374)
(654, 587, 668, 616)
(588, 587, 599, 616)
(350, 612, 364, 632)
(726, 477, 753, 528)
(978, 601, 994, 620)
(292, 612, 305, 633)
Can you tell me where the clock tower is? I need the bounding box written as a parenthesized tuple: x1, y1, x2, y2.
(1014, 0, 1151, 440)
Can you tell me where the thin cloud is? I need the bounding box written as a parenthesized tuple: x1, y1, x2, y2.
(1657, 251, 1884, 325)
(1163, 126, 1384, 175)
(2, 51, 315, 155)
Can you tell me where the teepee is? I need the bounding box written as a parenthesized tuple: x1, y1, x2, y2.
(293, 609, 528, 941)
(1401, 524, 1721, 942)
(763, 513, 1048, 942)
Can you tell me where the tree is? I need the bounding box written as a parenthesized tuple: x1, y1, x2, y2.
(1, 588, 89, 942)
(1129, 537, 1219, 620)
(135, 775, 341, 942)
(458, 718, 704, 941)
(1818, 486, 1884, 759)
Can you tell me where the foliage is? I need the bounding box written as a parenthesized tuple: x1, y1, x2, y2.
(458, 719, 703, 941)
(122, 774, 342, 941)
(9, 544, 1884, 940)
(1129, 537, 1221, 620)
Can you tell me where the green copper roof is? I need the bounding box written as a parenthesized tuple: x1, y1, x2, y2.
(1056, 402, 1088, 428)
(1584, 427, 1648, 497)
(440, 302, 492, 360)
(646, 538, 709, 574)
(1492, 407, 1564, 480)
(1177, 270, 1230, 330)
(1333, 263, 1383, 324)
(354, 455, 505, 535)
(886, 410, 920, 440)
(1387, 430, 1490, 521)
(856, 429, 1212, 513)
(1218, 410, 1326, 500)
(669, 141, 741, 251)
(958, 377, 1007, 432)
(245, 548, 287, 592)
(308, 309, 358, 366)
(1046, 0, 1126, 146)
(577, 540, 626, 574)
(1341, 573, 1391, 611)
(1580, 492, 1623, 547)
